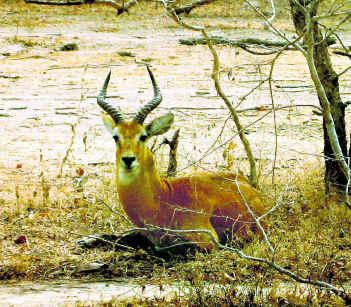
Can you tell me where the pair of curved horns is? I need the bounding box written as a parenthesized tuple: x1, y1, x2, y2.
(97, 66, 162, 124)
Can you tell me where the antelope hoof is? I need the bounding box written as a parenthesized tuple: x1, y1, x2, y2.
(77, 233, 119, 249)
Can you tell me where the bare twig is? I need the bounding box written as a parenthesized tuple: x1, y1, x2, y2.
(204, 31, 258, 187)
(314, 9, 351, 20)
(258, 187, 292, 221)
(235, 44, 281, 56)
(230, 176, 274, 253)
(333, 50, 351, 59)
(57, 65, 88, 177)
(57, 123, 76, 178)
(235, 78, 268, 109)
(264, 34, 304, 186)
(179, 108, 277, 172)
(337, 64, 351, 77)
(268, 56, 278, 187)
(165, 6, 258, 186)
(237, 104, 322, 113)
(267, 0, 276, 24)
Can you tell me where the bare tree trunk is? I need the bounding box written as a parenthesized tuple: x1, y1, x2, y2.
(289, 0, 348, 193)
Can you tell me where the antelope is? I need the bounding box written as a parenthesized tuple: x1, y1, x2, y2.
(97, 66, 266, 250)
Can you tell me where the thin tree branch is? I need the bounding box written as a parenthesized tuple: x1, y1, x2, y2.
(268, 54, 278, 187)
(164, 5, 258, 186)
(230, 176, 275, 253)
(203, 30, 258, 187)
(267, 0, 276, 24)
(334, 50, 351, 59)
(313, 10, 351, 20)
(337, 64, 351, 77)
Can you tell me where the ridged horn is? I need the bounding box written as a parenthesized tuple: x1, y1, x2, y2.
(134, 66, 162, 124)
(97, 70, 124, 124)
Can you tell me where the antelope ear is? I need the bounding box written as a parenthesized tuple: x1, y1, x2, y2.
(146, 113, 174, 136)
(101, 112, 117, 136)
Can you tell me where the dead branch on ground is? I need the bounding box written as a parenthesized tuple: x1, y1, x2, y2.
(25, 0, 213, 15)
(25, 0, 88, 5)
(24, 0, 137, 15)
(179, 35, 336, 51)
(180, 36, 292, 48)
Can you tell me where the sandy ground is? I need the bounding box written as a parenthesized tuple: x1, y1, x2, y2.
(0, 7, 351, 202)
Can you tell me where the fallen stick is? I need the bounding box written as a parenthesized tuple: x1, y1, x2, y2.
(180, 35, 336, 50)
(24, 0, 136, 15)
(25, 0, 86, 5)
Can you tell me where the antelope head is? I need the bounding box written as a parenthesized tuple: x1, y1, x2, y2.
(97, 67, 174, 181)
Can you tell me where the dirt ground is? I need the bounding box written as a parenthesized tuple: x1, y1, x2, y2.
(0, 2, 351, 304)
(1, 2, 350, 197)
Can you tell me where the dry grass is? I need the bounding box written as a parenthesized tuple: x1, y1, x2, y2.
(1, 162, 350, 305)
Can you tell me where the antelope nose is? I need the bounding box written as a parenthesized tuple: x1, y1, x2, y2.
(122, 156, 136, 168)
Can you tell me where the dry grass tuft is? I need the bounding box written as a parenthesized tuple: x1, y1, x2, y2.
(1, 163, 350, 306)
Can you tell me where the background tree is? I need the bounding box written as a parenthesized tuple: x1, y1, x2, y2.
(288, 0, 350, 195)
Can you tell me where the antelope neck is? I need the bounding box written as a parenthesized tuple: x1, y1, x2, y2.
(116, 162, 167, 226)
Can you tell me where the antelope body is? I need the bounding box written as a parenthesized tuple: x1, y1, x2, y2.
(97, 67, 266, 250)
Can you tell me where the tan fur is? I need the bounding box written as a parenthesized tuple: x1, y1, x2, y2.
(103, 116, 266, 250)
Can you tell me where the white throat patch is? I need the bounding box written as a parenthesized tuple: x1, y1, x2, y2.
(118, 166, 141, 185)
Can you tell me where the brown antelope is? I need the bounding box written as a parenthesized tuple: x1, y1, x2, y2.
(97, 67, 266, 250)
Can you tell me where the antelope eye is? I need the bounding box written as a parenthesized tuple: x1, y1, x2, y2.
(113, 135, 119, 142)
(139, 134, 148, 142)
